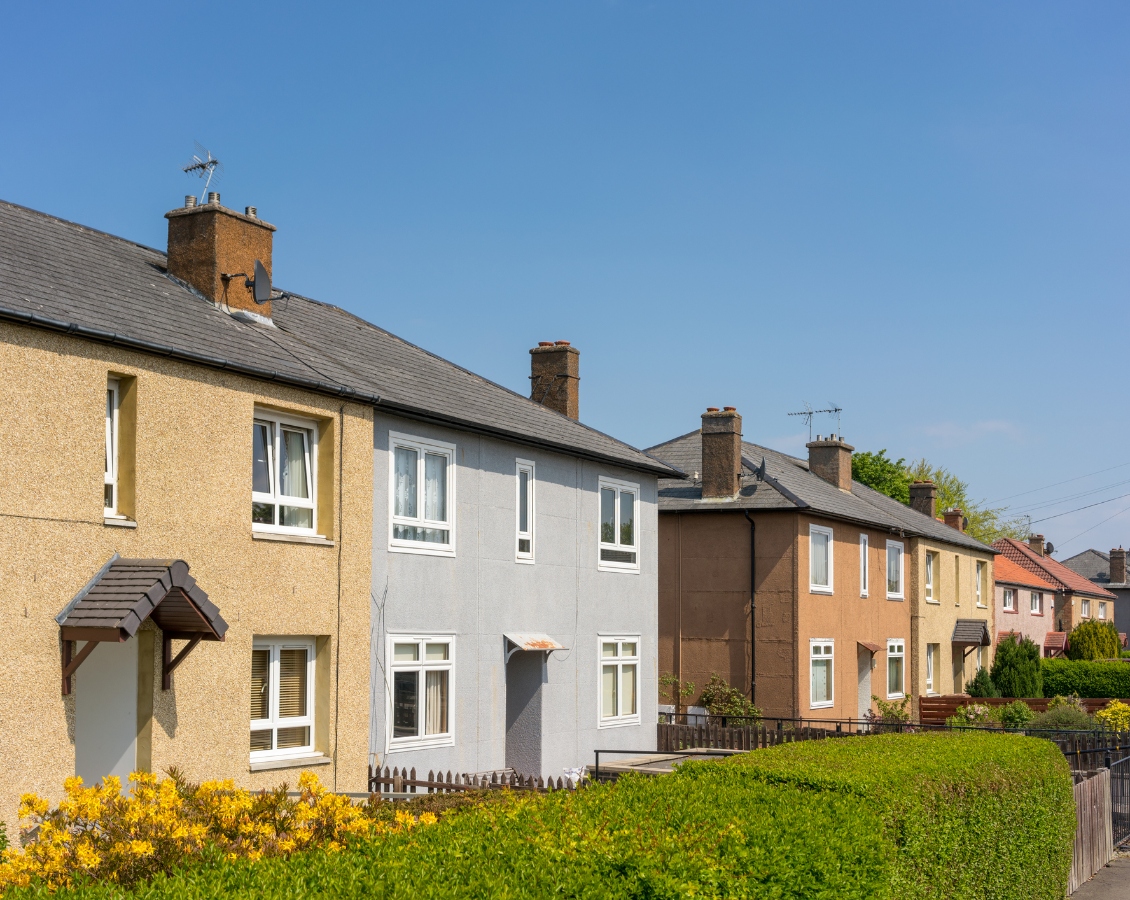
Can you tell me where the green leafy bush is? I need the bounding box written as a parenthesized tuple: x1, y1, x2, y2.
(946, 703, 999, 727)
(991, 635, 1043, 698)
(1066, 619, 1122, 660)
(1030, 695, 1096, 730)
(1042, 658, 1130, 698)
(965, 666, 1000, 697)
(999, 700, 1035, 729)
(1096, 699, 1130, 732)
(697, 673, 761, 718)
(14, 734, 1074, 900)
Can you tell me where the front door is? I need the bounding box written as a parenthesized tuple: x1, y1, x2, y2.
(75, 640, 137, 787)
(505, 651, 544, 777)
(857, 649, 872, 720)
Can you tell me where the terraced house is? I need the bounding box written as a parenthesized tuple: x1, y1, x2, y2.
(648, 409, 995, 721)
(0, 194, 677, 829)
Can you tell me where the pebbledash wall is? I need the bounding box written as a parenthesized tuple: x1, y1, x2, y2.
(369, 412, 659, 779)
(0, 323, 373, 830)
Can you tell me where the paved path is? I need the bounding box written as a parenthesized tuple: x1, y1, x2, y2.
(1072, 856, 1130, 899)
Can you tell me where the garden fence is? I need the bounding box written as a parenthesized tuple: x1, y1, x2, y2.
(367, 765, 570, 798)
(1069, 768, 1113, 894)
(1109, 754, 1130, 850)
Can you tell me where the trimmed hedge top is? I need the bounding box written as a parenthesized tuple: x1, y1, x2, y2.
(1042, 658, 1130, 698)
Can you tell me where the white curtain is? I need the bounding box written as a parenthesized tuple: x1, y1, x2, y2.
(622, 664, 636, 715)
(602, 665, 617, 717)
(811, 533, 829, 586)
(394, 447, 417, 517)
(279, 429, 309, 499)
(887, 547, 900, 594)
(424, 453, 446, 521)
(811, 658, 830, 704)
(425, 670, 448, 735)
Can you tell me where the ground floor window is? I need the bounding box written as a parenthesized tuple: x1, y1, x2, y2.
(810, 640, 833, 709)
(886, 639, 905, 699)
(600, 637, 640, 725)
(251, 638, 315, 760)
(925, 643, 938, 695)
(389, 635, 453, 749)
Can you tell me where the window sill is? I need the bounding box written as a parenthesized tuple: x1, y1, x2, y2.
(886, 694, 905, 701)
(253, 531, 334, 547)
(810, 702, 833, 710)
(387, 736, 455, 753)
(388, 542, 456, 558)
(597, 565, 640, 575)
(249, 753, 330, 773)
(597, 717, 642, 729)
(104, 516, 136, 529)
(926, 598, 939, 604)
(1003, 609, 1018, 614)
(809, 586, 833, 596)
(886, 595, 905, 602)
(860, 592, 868, 599)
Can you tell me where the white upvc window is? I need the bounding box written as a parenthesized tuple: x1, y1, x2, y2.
(516, 459, 535, 563)
(252, 411, 318, 534)
(810, 640, 833, 709)
(389, 432, 456, 556)
(104, 379, 120, 517)
(250, 638, 316, 761)
(886, 540, 904, 599)
(809, 525, 833, 594)
(976, 561, 986, 607)
(925, 643, 936, 695)
(1031, 592, 1042, 615)
(925, 552, 936, 602)
(1099, 601, 1108, 620)
(1003, 589, 1015, 611)
(387, 634, 454, 751)
(1082, 598, 1091, 617)
(859, 535, 869, 597)
(599, 637, 640, 726)
(598, 477, 640, 573)
(886, 639, 905, 699)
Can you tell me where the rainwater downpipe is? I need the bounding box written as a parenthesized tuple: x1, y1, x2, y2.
(744, 510, 756, 706)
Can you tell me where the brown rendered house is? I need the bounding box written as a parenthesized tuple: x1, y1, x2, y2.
(648, 407, 995, 722)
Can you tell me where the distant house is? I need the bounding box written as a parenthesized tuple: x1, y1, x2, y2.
(994, 555, 1058, 656)
(993, 537, 1117, 638)
(647, 408, 994, 722)
(1061, 548, 1130, 636)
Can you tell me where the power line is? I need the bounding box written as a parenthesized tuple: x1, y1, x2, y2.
(1029, 490, 1130, 525)
(1054, 502, 1130, 551)
(986, 461, 1130, 504)
(1008, 477, 1130, 514)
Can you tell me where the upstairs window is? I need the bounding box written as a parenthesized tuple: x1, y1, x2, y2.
(859, 535, 869, 597)
(598, 477, 639, 572)
(1003, 589, 1015, 611)
(250, 638, 315, 761)
(925, 552, 937, 602)
(599, 637, 640, 726)
(886, 639, 905, 699)
(516, 460, 535, 562)
(1082, 598, 1091, 618)
(809, 525, 833, 594)
(253, 412, 317, 533)
(1031, 592, 1042, 615)
(886, 541, 904, 599)
(389, 433, 456, 555)
(388, 635, 453, 750)
(1099, 601, 1108, 620)
(976, 561, 986, 607)
(104, 379, 120, 516)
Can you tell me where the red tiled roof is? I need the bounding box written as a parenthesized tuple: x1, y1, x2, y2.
(1044, 632, 1067, 653)
(994, 555, 1057, 592)
(992, 539, 1117, 599)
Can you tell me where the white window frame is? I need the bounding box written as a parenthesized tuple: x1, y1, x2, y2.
(515, 459, 535, 563)
(598, 635, 641, 727)
(386, 633, 455, 752)
(809, 639, 834, 709)
(925, 552, 936, 603)
(1004, 588, 1015, 611)
(252, 409, 319, 536)
(104, 379, 121, 518)
(809, 525, 834, 594)
(1030, 592, 1041, 615)
(1082, 598, 1091, 618)
(1099, 601, 1107, 620)
(886, 540, 904, 600)
(976, 561, 986, 607)
(859, 534, 869, 597)
(388, 431, 457, 557)
(886, 638, 905, 699)
(925, 643, 936, 695)
(597, 476, 640, 573)
(250, 637, 316, 763)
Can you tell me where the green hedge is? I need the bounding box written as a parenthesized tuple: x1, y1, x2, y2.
(13, 733, 1073, 900)
(1042, 658, 1130, 698)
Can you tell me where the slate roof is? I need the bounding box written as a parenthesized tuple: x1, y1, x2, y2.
(992, 539, 1117, 599)
(952, 619, 991, 646)
(56, 557, 227, 640)
(0, 200, 679, 477)
(1061, 549, 1112, 583)
(994, 555, 1057, 592)
(646, 430, 993, 553)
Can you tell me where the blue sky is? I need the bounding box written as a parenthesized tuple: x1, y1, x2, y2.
(4, 2, 1129, 556)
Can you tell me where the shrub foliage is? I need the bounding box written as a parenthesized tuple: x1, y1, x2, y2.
(1097, 699, 1130, 732)
(991, 635, 1043, 698)
(965, 667, 1001, 697)
(1030, 695, 1096, 731)
(697, 673, 761, 718)
(1066, 620, 1122, 661)
(1042, 658, 1130, 698)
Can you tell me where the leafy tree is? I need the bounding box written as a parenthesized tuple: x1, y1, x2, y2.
(905, 460, 1027, 544)
(851, 450, 912, 504)
(990, 634, 1043, 698)
(965, 667, 1000, 698)
(697, 674, 760, 718)
(1066, 620, 1122, 661)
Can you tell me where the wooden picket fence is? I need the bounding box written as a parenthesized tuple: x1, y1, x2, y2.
(1070, 768, 1114, 894)
(656, 721, 852, 752)
(918, 695, 1114, 726)
(368, 765, 570, 797)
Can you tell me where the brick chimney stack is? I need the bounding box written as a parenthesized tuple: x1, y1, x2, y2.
(701, 407, 742, 499)
(806, 435, 854, 492)
(909, 481, 937, 519)
(529, 341, 580, 420)
(1027, 534, 1046, 556)
(166, 194, 276, 320)
(1111, 547, 1127, 584)
(943, 508, 966, 532)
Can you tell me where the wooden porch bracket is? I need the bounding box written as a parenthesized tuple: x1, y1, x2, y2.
(162, 633, 202, 690)
(61, 639, 102, 696)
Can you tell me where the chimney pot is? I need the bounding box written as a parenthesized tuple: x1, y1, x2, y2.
(184, 195, 197, 209)
(909, 480, 937, 519)
(1028, 533, 1045, 556)
(245, 206, 257, 218)
(701, 407, 742, 499)
(529, 341, 580, 419)
(943, 508, 966, 533)
(723, 406, 736, 411)
(207, 192, 221, 205)
(1110, 547, 1127, 584)
(806, 436, 854, 492)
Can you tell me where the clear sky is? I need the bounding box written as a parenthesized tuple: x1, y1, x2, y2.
(4, 3, 1129, 557)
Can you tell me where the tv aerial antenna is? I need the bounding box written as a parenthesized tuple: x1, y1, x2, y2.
(787, 402, 843, 441)
(182, 142, 223, 203)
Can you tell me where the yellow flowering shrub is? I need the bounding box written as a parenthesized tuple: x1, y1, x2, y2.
(1096, 699, 1130, 732)
(0, 770, 435, 893)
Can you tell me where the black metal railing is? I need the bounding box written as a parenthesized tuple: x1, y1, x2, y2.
(1108, 753, 1130, 849)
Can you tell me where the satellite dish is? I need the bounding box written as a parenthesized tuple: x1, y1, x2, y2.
(1045, 541, 1055, 555)
(252, 259, 271, 304)
(756, 457, 767, 482)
